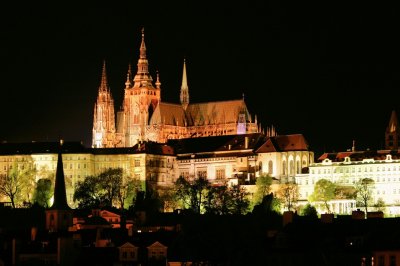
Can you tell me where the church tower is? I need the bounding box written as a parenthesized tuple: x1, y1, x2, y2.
(92, 61, 116, 148)
(385, 110, 400, 150)
(180, 59, 189, 110)
(117, 28, 161, 147)
(45, 141, 73, 232)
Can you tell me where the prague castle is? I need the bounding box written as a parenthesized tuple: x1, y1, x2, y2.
(92, 29, 266, 148)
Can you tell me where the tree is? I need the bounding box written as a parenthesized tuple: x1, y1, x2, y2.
(0, 167, 21, 208)
(251, 174, 273, 209)
(117, 175, 142, 209)
(309, 179, 336, 213)
(73, 175, 102, 209)
(335, 185, 357, 200)
(33, 178, 53, 208)
(300, 203, 318, 218)
(374, 198, 386, 213)
(228, 184, 250, 215)
(276, 182, 299, 211)
(0, 162, 36, 207)
(205, 185, 232, 215)
(73, 168, 140, 209)
(98, 168, 123, 207)
(355, 178, 375, 214)
(174, 176, 210, 213)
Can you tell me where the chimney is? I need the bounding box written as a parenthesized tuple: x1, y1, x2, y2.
(31, 227, 38, 241)
(283, 211, 294, 226)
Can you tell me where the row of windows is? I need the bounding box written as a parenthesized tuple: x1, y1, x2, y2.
(312, 165, 400, 174)
(282, 160, 307, 175)
(298, 176, 400, 185)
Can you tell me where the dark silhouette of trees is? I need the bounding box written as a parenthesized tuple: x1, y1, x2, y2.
(175, 176, 210, 213)
(73, 168, 141, 209)
(33, 178, 53, 208)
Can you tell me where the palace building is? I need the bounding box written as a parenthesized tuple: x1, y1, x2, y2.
(0, 133, 313, 208)
(92, 28, 266, 148)
(295, 110, 400, 215)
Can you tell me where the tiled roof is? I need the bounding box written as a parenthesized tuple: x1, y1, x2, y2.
(185, 99, 250, 126)
(149, 102, 186, 126)
(0, 141, 87, 155)
(317, 149, 400, 162)
(149, 99, 252, 127)
(256, 134, 310, 153)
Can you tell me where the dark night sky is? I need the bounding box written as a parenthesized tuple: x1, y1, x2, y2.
(1, 2, 400, 157)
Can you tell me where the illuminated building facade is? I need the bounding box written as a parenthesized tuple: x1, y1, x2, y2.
(92, 29, 265, 148)
(0, 133, 313, 208)
(296, 110, 400, 215)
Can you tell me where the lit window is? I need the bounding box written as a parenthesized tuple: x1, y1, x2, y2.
(216, 169, 225, 179)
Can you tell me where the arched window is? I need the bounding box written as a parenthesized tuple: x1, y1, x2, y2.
(289, 160, 294, 175)
(282, 161, 287, 175)
(296, 161, 301, 174)
(268, 160, 273, 175)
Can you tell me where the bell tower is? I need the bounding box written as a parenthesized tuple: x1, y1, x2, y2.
(120, 28, 161, 146)
(45, 140, 73, 232)
(92, 61, 116, 148)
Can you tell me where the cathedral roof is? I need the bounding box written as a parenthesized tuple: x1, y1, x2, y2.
(149, 102, 186, 126)
(185, 99, 251, 126)
(149, 99, 252, 127)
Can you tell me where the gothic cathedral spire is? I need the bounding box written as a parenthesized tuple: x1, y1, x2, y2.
(92, 61, 116, 148)
(385, 110, 400, 150)
(133, 28, 153, 88)
(180, 58, 189, 110)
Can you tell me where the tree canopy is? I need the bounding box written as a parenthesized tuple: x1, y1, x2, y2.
(309, 179, 336, 213)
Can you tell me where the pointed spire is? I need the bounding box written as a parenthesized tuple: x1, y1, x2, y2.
(133, 28, 153, 87)
(180, 58, 189, 110)
(385, 110, 400, 150)
(99, 60, 109, 92)
(50, 140, 70, 210)
(155, 70, 161, 89)
(125, 63, 132, 88)
(140, 27, 146, 59)
(388, 110, 399, 133)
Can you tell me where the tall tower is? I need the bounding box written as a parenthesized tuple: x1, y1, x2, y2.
(180, 59, 189, 110)
(385, 110, 400, 150)
(92, 61, 116, 148)
(118, 28, 161, 147)
(46, 141, 73, 232)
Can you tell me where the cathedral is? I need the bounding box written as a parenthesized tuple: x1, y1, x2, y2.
(92, 29, 270, 148)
